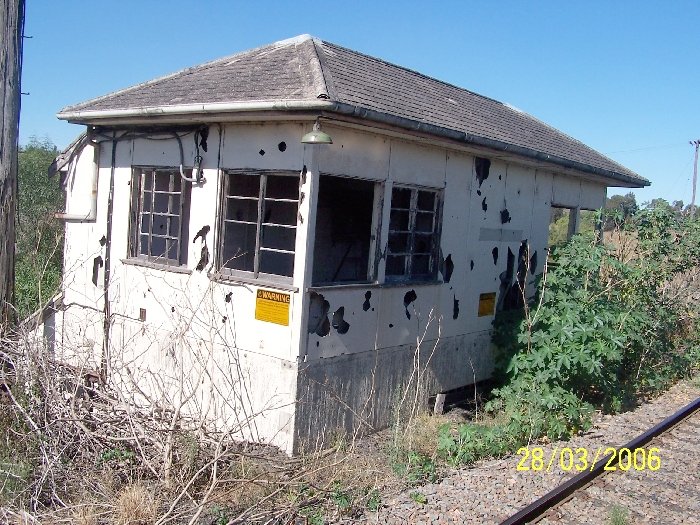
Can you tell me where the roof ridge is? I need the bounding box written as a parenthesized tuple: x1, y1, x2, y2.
(59, 34, 318, 114)
(310, 37, 337, 100)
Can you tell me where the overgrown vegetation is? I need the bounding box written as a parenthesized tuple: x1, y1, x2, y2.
(437, 204, 700, 465)
(15, 137, 63, 319)
(4, 150, 700, 521)
(0, 330, 399, 523)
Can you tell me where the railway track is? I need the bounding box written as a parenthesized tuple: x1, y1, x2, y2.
(500, 396, 700, 525)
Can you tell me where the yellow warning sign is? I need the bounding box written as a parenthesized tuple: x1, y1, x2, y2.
(255, 289, 291, 326)
(478, 292, 496, 317)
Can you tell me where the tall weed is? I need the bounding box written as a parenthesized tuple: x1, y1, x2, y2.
(439, 207, 700, 465)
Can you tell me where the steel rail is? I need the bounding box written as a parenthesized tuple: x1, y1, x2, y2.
(499, 395, 700, 525)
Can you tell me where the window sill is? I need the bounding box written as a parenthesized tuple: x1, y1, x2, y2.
(309, 279, 442, 292)
(207, 270, 299, 292)
(120, 258, 192, 275)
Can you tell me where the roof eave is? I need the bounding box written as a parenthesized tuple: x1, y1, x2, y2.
(57, 99, 337, 123)
(57, 99, 648, 188)
(328, 103, 649, 188)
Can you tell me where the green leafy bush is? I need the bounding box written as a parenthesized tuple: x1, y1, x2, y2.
(16, 137, 64, 319)
(438, 206, 700, 465)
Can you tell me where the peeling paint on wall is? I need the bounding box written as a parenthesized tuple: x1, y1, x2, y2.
(332, 306, 350, 334)
(492, 247, 499, 265)
(530, 251, 538, 275)
(193, 225, 210, 243)
(403, 290, 418, 320)
(196, 245, 210, 271)
(308, 292, 331, 337)
(453, 295, 460, 320)
(442, 254, 454, 283)
(225, 292, 233, 303)
(362, 291, 372, 312)
(517, 240, 528, 280)
(470, 260, 474, 271)
(475, 157, 491, 187)
(482, 197, 488, 211)
(91, 256, 103, 286)
(500, 209, 511, 224)
(99, 235, 106, 246)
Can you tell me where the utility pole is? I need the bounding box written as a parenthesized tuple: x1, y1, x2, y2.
(691, 140, 700, 217)
(0, 0, 25, 330)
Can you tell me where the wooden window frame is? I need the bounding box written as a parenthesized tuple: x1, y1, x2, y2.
(385, 185, 442, 282)
(218, 169, 299, 283)
(128, 167, 190, 267)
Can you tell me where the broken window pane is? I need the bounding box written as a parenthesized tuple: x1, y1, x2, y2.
(266, 175, 298, 200)
(259, 250, 294, 277)
(222, 221, 256, 271)
(228, 173, 260, 198)
(261, 225, 296, 251)
(386, 186, 441, 281)
(312, 175, 377, 285)
(263, 200, 297, 225)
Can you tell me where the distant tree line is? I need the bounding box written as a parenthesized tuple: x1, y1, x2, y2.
(15, 137, 64, 320)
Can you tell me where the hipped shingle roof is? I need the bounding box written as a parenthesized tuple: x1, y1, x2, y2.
(58, 35, 647, 187)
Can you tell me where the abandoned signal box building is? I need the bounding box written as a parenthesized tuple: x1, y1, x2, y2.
(45, 35, 648, 454)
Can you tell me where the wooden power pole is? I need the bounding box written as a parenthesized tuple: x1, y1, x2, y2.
(0, 0, 25, 329)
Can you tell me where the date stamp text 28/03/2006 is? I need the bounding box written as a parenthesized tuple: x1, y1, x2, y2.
(515, 446, 661, 473)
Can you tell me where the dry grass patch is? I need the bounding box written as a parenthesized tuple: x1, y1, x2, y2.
(114, 483, 158, 525)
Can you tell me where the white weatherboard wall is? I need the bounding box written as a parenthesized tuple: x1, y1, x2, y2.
(53, 123, 309, 453)
(294, 124, 606, 451)
(46, 120, 606, 454)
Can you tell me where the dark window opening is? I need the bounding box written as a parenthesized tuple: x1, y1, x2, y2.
(386, 186, 441, 281)
(312, 175, 377, 285)
(220, 171, 299, 279)
(129, 167, 190, 266)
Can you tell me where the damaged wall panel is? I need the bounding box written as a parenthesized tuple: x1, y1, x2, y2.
(305, 288, 379, 360)
(437, 152, 472, 337)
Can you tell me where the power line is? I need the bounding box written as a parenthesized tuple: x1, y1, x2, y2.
(604, 143, 688, 155)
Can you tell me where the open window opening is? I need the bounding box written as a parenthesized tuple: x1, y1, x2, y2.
(312, 175, 378, 285)
(385, 186, 441, 282)
(548, 206, 598, 247)
(219, 170, 299, 280)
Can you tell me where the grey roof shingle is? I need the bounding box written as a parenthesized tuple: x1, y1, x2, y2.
(59, 35, 647, 187)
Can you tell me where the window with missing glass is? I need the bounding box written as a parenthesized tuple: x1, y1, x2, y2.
(129, 167, 190, 266)
(386, 186, 441, 281)
(219, 170, 299, 280)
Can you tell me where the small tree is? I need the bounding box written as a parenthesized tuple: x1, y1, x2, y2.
(15, 138, 64, 319)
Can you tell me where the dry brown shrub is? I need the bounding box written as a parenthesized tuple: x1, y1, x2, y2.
(399, 411, 451, 458)
(114, 483, 158, 525)
(71, 504, 99, 525)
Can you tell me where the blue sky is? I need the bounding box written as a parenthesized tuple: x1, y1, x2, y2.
(19, 1, 700, 204)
